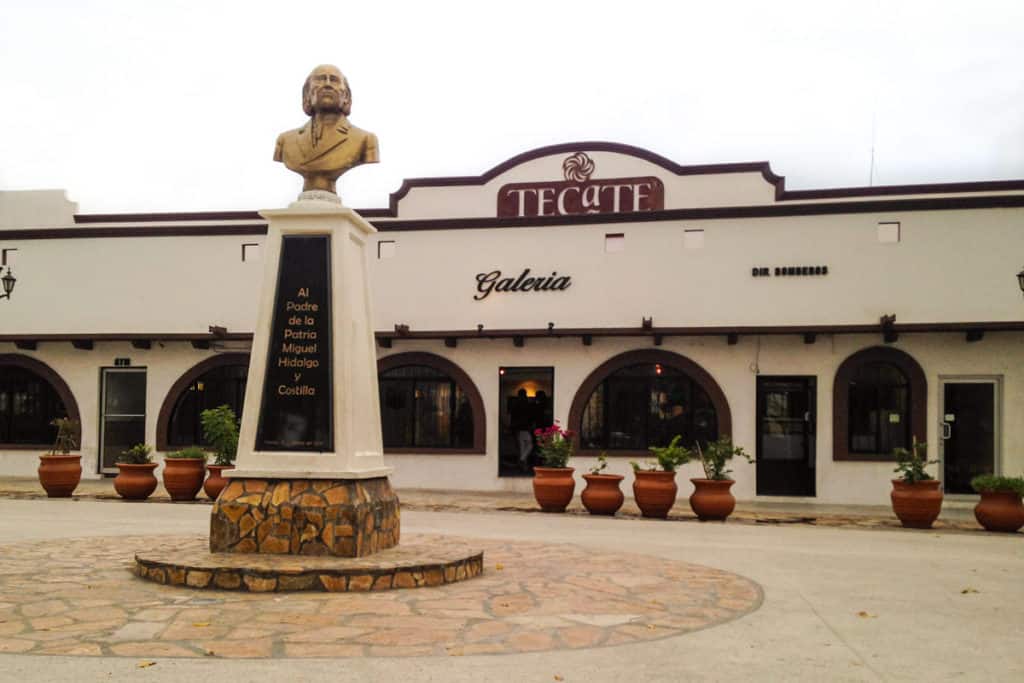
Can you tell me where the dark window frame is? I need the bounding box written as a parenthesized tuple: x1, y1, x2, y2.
(377, 352, 485, 455)
(156, 354, 250, 451)
(0, 355, 80, 450)
(165, 364, 247, 448)
(568, 349, 732, 458)
(833, 346, 926, 462)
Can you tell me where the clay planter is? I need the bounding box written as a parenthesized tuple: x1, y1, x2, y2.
(974, 491, 1024, 533)
(581, 473, 625, 516)
(162, 458, 207, 501)
(37, 454, 82, 498)
(891, 479, 943, 529)
(532, 466, 576, 512)
(633, 470, 678, 519)
(114, 463, 159, 500)
(689, 478, 737, 521)
(204, 464, 235, 500)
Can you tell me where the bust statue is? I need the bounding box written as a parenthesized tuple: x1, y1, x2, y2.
(274, 65, 379, 195)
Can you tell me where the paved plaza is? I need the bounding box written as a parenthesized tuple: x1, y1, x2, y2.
(0, 493, 1020, 681)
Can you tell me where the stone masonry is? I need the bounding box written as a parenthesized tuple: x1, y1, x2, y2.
(210, 477, 399, 557)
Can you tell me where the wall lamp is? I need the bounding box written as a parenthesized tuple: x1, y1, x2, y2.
(1017, 267, 1024, 294)
(0, 267, 15, 301)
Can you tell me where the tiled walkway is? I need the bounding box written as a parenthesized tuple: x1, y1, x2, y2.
(0, 533, 760, 659)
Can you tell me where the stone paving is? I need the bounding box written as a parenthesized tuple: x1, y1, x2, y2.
(0, 533, 761, 659)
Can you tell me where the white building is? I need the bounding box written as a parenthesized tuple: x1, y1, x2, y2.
(2, 142, 1022, 505)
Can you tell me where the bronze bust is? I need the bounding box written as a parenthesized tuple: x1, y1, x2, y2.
(274, 65, 379, 195)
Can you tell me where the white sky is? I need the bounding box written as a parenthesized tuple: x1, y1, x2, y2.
(1, 0, 1023, 213)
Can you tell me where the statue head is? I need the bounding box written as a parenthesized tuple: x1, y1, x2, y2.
(302, 64, 352, 117)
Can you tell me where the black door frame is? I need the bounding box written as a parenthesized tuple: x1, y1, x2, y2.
(939, 376, 1001, 495)
(755, 375, 816, 497)
(497, 366, 555, 478)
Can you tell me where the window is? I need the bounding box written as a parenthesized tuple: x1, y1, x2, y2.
(580, 362, 718, 451)
(379, 365, 474, 449)
(848, 363, 909, 454)
(684, 229, 705, 249)
(604, 233, 624, 253)
(0, 365, 68, 445)
(878, 222, 900, 243)
(833, 347, 925, 461)
(166, 364, 247, 447)
(378, 240, 396, 259)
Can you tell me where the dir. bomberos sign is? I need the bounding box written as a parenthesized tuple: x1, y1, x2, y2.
(496, 152, 664, 218)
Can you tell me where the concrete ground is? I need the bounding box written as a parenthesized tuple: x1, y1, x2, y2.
(0, 496, 1021, 681)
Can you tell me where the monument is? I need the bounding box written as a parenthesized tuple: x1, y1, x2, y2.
(135, 66, 482, 591)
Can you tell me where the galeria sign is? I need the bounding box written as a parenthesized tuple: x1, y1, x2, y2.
(475, 269, 571, 301)
(497, 151, 664, 218)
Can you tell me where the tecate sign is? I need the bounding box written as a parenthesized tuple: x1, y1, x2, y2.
(497, 152, 664, 218)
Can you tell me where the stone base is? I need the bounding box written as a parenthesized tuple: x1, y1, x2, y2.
(210, 477, 399, 557)
(135, 536, 483, 593)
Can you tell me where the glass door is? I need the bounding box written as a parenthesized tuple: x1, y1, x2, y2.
(99, 368, 147, 473)
(498, 367, 554, 477)
(941, 379, 998, 494)
(756, 376, 816, 496)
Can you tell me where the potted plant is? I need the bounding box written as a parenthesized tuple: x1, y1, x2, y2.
(581, 453, 625, 516)
(690, 436, 752, 521)
(113, 443, 158, 500)
(532, 421, 576, 512)
(630, 435, 691, 518)
(37, 417, 82, 498)
(162, 446, 208, 501)
(970, 474, 1024, 533)
(200, 405, 239, 500)
(890, 436, 942, 529)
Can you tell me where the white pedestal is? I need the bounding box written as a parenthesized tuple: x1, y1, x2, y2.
(229, 200, 392, 480)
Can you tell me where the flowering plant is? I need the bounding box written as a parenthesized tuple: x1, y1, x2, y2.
(533, 421, 575, 468)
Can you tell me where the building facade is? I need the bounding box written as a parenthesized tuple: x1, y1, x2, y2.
(2, 143, 1023, 505)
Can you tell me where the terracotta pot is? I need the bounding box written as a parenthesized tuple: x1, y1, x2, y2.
(37, 454, 82, 498)
(532, 466, 576, 512)
(114, 462, 159, 500)
(974, 491, 1024, 533)
(891, 479, 943, 529)
(689, 478, 737, 521)
(162, 458, 207, 501)
(633, 470, 678, 518)
(581, 473, 625, 516)
(204, 464, 235, 500)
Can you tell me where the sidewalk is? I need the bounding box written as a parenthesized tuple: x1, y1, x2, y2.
(0, 476, 984, 531)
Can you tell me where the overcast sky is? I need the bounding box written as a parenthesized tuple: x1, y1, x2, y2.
(1, 0, 1022, 213)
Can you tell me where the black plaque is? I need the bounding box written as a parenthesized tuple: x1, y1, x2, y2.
(255, 235, 333, 452)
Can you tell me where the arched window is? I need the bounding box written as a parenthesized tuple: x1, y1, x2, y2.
(377, 353, 485, 453)
(157, 354, 248, 450)
(833, 347, 926, 461)
(569, 350, 732, 455)
(0, 355, 79, 447)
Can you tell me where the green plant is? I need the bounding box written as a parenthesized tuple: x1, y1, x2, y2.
(200, 404, 239, 466)
(117, 443, 152, 464)
(47, 417, 79, 455)
(166, 446, 208, 460)
(588, 453, 609, 475)
(893, 436, 936, 483)
(970, 474, 1024, 497)
(533, 422, 574, 468)
(633, 435, 692, 473)
(696, 436, 752, 481)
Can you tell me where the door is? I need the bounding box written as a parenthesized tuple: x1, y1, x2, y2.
(756, 376, 816, 496)
(99, 368, 147, 473)
(498, 367, 553, 477)
(941, 379, 998, 494)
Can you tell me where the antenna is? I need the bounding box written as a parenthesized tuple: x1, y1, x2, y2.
(869, 110, 877, 186)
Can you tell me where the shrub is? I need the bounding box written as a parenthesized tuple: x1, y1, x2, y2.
(970, 474, 1024, 497)
(166, 446, 208, 460)
(696, 436, 752, 481)
(47, 417, 79, 455)
(534, 422, 574, 468)
(893, 436, 936, 483)
(117, 443, 153, 464)
(200, 405, 239, 466)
